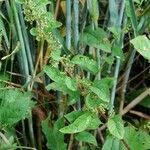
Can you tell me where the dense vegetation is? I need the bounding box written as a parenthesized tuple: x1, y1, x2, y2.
(0, 0, 150, 149)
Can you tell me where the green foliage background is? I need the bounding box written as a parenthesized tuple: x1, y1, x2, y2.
(0, 0, 150, 149)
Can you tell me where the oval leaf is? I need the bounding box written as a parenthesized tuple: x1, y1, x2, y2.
(83, 27, 111, 52)
(60, 112, 92, 133)
(44, 66, 65, 83)
(75, 131, 97, 146)
(64, 111, 86, 123)
(130, 35, 150, 60)
(124, 127, 150, 150)
(86, 93, 102, 109)
(107, 115, 125, 139)
(89, 86, 110, 102)
(102, 136, 125, 150)
(65, 76, 77, 91)
(42, 118, 67, 150)
(71, 55, 99, 74)
(87, 114, 102, 130)
(88, 0, 99, 23)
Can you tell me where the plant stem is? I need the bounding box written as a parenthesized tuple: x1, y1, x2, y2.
(119, 0, 139, 113)
(17, 4, 34, 74)
(13, 1, 35, 147)
(110, 58, 121, 112)
(54, 0, 61, 19)
(109, 0, 126, 112)
(68, 134, 74, 150)
(108, 0, 119, 26)
(66, 0, 71, 50)
(121, 88, 150, 115)
(73, 0, 79, 53)
(28, 113, 35, 147)
(73, 0, 81, 110)
(12, 0, 29, 79)
(21, 120, 27, 146)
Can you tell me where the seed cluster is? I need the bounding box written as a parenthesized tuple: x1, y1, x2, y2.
(22, 0, 62, 58)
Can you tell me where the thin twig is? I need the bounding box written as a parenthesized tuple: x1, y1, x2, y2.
(54, 0, 61, 19)
(97, 129, 104, 144)
(68, 134, 74, 150)
(129, 110, 150, 120)
(117, 65, 150, 92)
(121, 139, 131, 150)
(0, 80, 22, 88)
(0, 132, 10, 144)
(98, 124, 107, 131)
(121, 88, 150, 115)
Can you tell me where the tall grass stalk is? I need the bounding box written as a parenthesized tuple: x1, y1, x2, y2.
(17, 4, 34, 74)
(56, 0, 72, 116)
(110, 0, 125, 112)
(66, 0, 71, 50)
(120, 0, 138, 113)
(73, 0, 81, 111)
(12, 1, 29, 78)
(73, 0, 79, 53)
(12, 0, 35, 146)
(4, 1, 28, 146)
(108, 0, 119, 111)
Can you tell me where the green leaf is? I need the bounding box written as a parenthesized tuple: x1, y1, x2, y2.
(89, 86, 110, 102)
(98, 77, 115, 88)
(30, 28, 38, 36)
(108, 26, 121, 39)
(60, 112, 92, 133)
(36, 0, 51, 6)
(0, 73, 9, 88)
(15, 0, 25, 3)
(86, 93, 103, 109)
(124, 127, 150, 150)
(130, 35, 150, 60)
(112, 44, 124, 59)
(43, 12, 62, 31)
(87, 114, 102, 130)
(90, 78, 113, 102)
(67, 91, 80, 105)
(46, 82, 69, 93)
(88, 0, 99, 24)
(125, 1, 131, 18)
(107, 115, 125, 139)
(71, 55, 99, 74)
(65, 76, 77, 91)
(103, 55, 114, 65)
(42, 117, 67, 150)
(83, 27, 111, 52)
(75, 131, 97, 146)
(64, 111, 85, 123)
(65, 111, 102, 130)
(0, 89, 34, 126)
(89, 79, 111, 102)
(102, 136, 126, 150)
(80, 146, 90, 150)
(46, 82, 80, 105)
(44, 66, 66, 83)
(51, 48, 61, 61)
